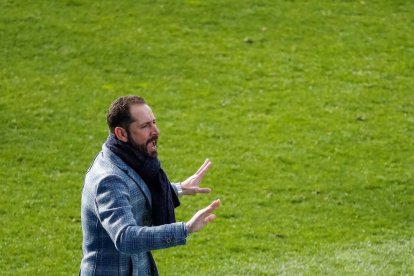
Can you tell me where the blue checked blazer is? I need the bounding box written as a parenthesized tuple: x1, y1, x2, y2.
(80, 144, 188, 276)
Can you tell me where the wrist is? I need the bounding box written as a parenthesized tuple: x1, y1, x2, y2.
(176, 183, 183, 197)
(185, 222, 192, 235)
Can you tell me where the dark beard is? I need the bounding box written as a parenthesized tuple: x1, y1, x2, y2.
(128, 137, 157, 158)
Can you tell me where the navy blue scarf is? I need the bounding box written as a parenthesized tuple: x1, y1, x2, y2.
(105, 134, 180, 226)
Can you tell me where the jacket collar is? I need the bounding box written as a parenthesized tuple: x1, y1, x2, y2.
(102, 144, 152, 207)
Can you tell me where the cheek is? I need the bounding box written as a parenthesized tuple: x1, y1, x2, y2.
(130, 129, 149, 143)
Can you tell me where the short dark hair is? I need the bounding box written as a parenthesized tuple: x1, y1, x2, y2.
(107, 95, 146, 133)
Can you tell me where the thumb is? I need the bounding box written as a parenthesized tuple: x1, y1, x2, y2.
(204, 214, 217, 223)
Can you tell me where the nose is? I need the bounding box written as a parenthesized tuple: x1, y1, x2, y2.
(151, 123, 159, 136)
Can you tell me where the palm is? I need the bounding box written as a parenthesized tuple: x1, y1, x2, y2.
(181, 159, 212, 195)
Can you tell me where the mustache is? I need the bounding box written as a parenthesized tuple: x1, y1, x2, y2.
(147, 135, 158, 144)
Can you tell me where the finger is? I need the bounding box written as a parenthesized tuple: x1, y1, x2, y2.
(201, 159, 211, 170)
(204, 214, 216, 223)
(206, 199, 221, 211)
(198, 199, 220, 215)
(195, 160, 209, 174)
(195, 187, 211, 194)
(195, 159, 211, 175)
(195, 162, 211, 180)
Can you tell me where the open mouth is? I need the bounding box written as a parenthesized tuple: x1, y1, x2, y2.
(147, 138, 157, 152)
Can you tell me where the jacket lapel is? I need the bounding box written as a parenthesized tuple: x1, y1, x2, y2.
(102, 145, 152, 208)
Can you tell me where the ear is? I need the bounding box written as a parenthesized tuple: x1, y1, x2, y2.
(114, 127, 128, 142)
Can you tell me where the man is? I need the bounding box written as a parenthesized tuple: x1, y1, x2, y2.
(80, 96, 220, 275)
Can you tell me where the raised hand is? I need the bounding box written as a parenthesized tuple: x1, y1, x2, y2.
(186, 199, 221, 233)
(180, 159, 212, 195)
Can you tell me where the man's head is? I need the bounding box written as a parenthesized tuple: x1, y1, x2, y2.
(107, 96, 160, 157)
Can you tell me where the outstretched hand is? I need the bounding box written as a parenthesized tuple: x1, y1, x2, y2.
(186, 199, 221, 234)
(181, 159, 212, 195)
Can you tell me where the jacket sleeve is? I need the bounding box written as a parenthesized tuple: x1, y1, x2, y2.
(95, 175, 188, 254)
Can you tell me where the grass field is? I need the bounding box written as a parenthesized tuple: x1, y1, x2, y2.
(1, 0, 413, 275)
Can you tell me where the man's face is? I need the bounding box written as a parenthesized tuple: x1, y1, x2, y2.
(126, 104, 160, 157)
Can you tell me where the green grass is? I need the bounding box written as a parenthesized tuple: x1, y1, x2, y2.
(1, 0, 413, 275)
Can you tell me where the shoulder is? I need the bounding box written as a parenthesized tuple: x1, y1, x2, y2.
(86, 144, 130, 178)
(83, 144, 151, 203)
(83, 146, 129, 192)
